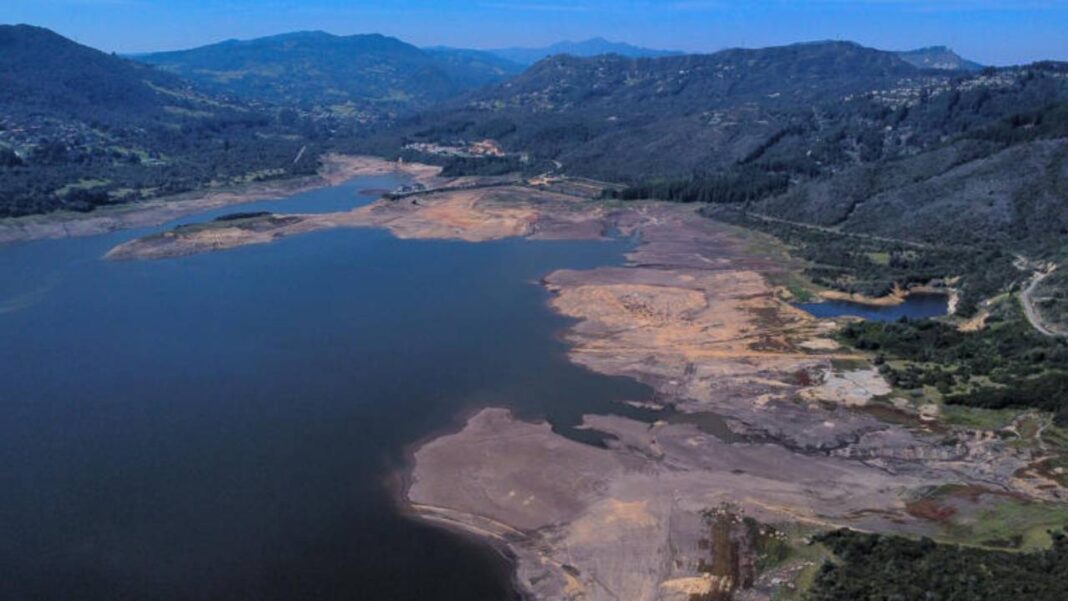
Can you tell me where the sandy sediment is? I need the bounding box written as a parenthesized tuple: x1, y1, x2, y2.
(408, 408, 942, 600)
(106, 182, 609, 259)
(0, 155, 441, 245)
(816, 284, 950, 308)
(817, 288, 908, 306)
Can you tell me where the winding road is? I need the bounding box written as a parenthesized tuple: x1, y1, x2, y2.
(1021, 269, 1064, 337)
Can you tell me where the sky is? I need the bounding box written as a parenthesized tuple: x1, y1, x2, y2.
(2, 0, 1067, 65)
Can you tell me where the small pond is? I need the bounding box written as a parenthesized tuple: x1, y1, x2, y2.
(796, 293, 949, 322)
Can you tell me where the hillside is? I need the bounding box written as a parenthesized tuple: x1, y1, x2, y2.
(423, 47, 525, 89)
(720, 99, 1068, 302)
(369, 41, 944, 179)
(485, 37, 682, 65)
(363, 40, 1068, 325)
(0, 25, 316, 217)
(895, 46, 983, 71)
(137, 32, 521, 116)
(373, 42, 1067, 184)
(1, 24, 203, 124)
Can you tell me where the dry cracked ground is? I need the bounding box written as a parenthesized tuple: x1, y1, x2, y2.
(102, 161, 1068, 600)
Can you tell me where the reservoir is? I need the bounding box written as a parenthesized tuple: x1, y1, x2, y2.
(796, 293, 949, 322)
(0, 177, 651, 600)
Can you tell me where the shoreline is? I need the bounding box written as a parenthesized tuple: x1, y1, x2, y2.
(390, 402, 547, 601)
(0, 154, 442, 246)
(102, 180, 607, 260)
(388, 196, 1062, 600)
(816, 285, 950, 307)
(32, 165, 1063, 598)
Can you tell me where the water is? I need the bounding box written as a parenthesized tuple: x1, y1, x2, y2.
(796, 293, 948, 322)
(0, 178, 653, 600)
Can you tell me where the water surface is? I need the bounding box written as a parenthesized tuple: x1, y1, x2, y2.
(0, 178, 652, 600)
(797, 293, 948, 322)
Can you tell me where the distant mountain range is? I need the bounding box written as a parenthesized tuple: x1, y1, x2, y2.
(377, 39, 1044, 185)
(478, 37, 684, 65)
(136, 31, 523, 112)
(368, 39, 1067, 268)
(0, 24, 1043, 224)
(133, 30, 983, 115)
(476, 37, 981, 71)
(374, 41, 931, 179)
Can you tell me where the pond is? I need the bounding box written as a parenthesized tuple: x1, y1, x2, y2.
(796, 293, 949, 322)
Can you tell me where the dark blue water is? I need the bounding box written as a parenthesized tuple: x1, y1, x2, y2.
(797, 293, 949, 322)
(0, 179, 652, 600)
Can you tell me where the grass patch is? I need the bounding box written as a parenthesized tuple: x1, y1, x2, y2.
(940, 405, 1019, 430)
(54, 178, 109, 196)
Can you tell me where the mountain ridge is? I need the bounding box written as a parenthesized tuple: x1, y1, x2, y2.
(0, 25, 316, 217)
(895, 45, 983, 71)
(483, 37, 683, 65)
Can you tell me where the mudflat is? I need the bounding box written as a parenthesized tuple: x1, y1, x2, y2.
(0, 155, 441, 245)
(105, 179, 610, 259)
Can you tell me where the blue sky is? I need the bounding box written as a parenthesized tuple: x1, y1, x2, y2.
(2, 0, 1066, 65)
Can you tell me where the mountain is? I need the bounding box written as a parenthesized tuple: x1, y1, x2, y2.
(895, 46, 983, 71)
(137, 32, 521, 113)
(369, 38, 1068, 313)
(372, 41, 926, 179)
(0, 25, 315, 217)
(705, 93, 1068, 327)
(747, 99, 1068, 256)
(374, 41, 1065, 185)
(1, 24, 197, 124)
(486, 37, 683, 65)
(422, 47, 525, 88)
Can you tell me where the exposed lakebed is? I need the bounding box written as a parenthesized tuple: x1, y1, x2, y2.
(0, 176, 651, 599)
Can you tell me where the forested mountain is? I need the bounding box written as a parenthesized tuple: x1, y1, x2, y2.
(362, 40, 1068, 325)
(895, 46, 983, 71)
(369, 41, 949, 179)
(749, 102, 1068, 252)
(375, 40, 1066, 187)
(485, 37, 682, 65)
(0, 25, 317, 217)
(1, 24, 201, 124)
(422, 47, 525, 89)
(137, 32, 522, 116)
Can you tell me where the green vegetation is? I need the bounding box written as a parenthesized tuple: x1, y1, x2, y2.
(0, 25, 321, 217)
(605, 168, 789, 204)
(1032, 270, 1068, 333)
(839, 300, 1068, 423)
(710, 208, 1018, 314)
(805, 529, 1068, 601)
(138, 31, 522, 112)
